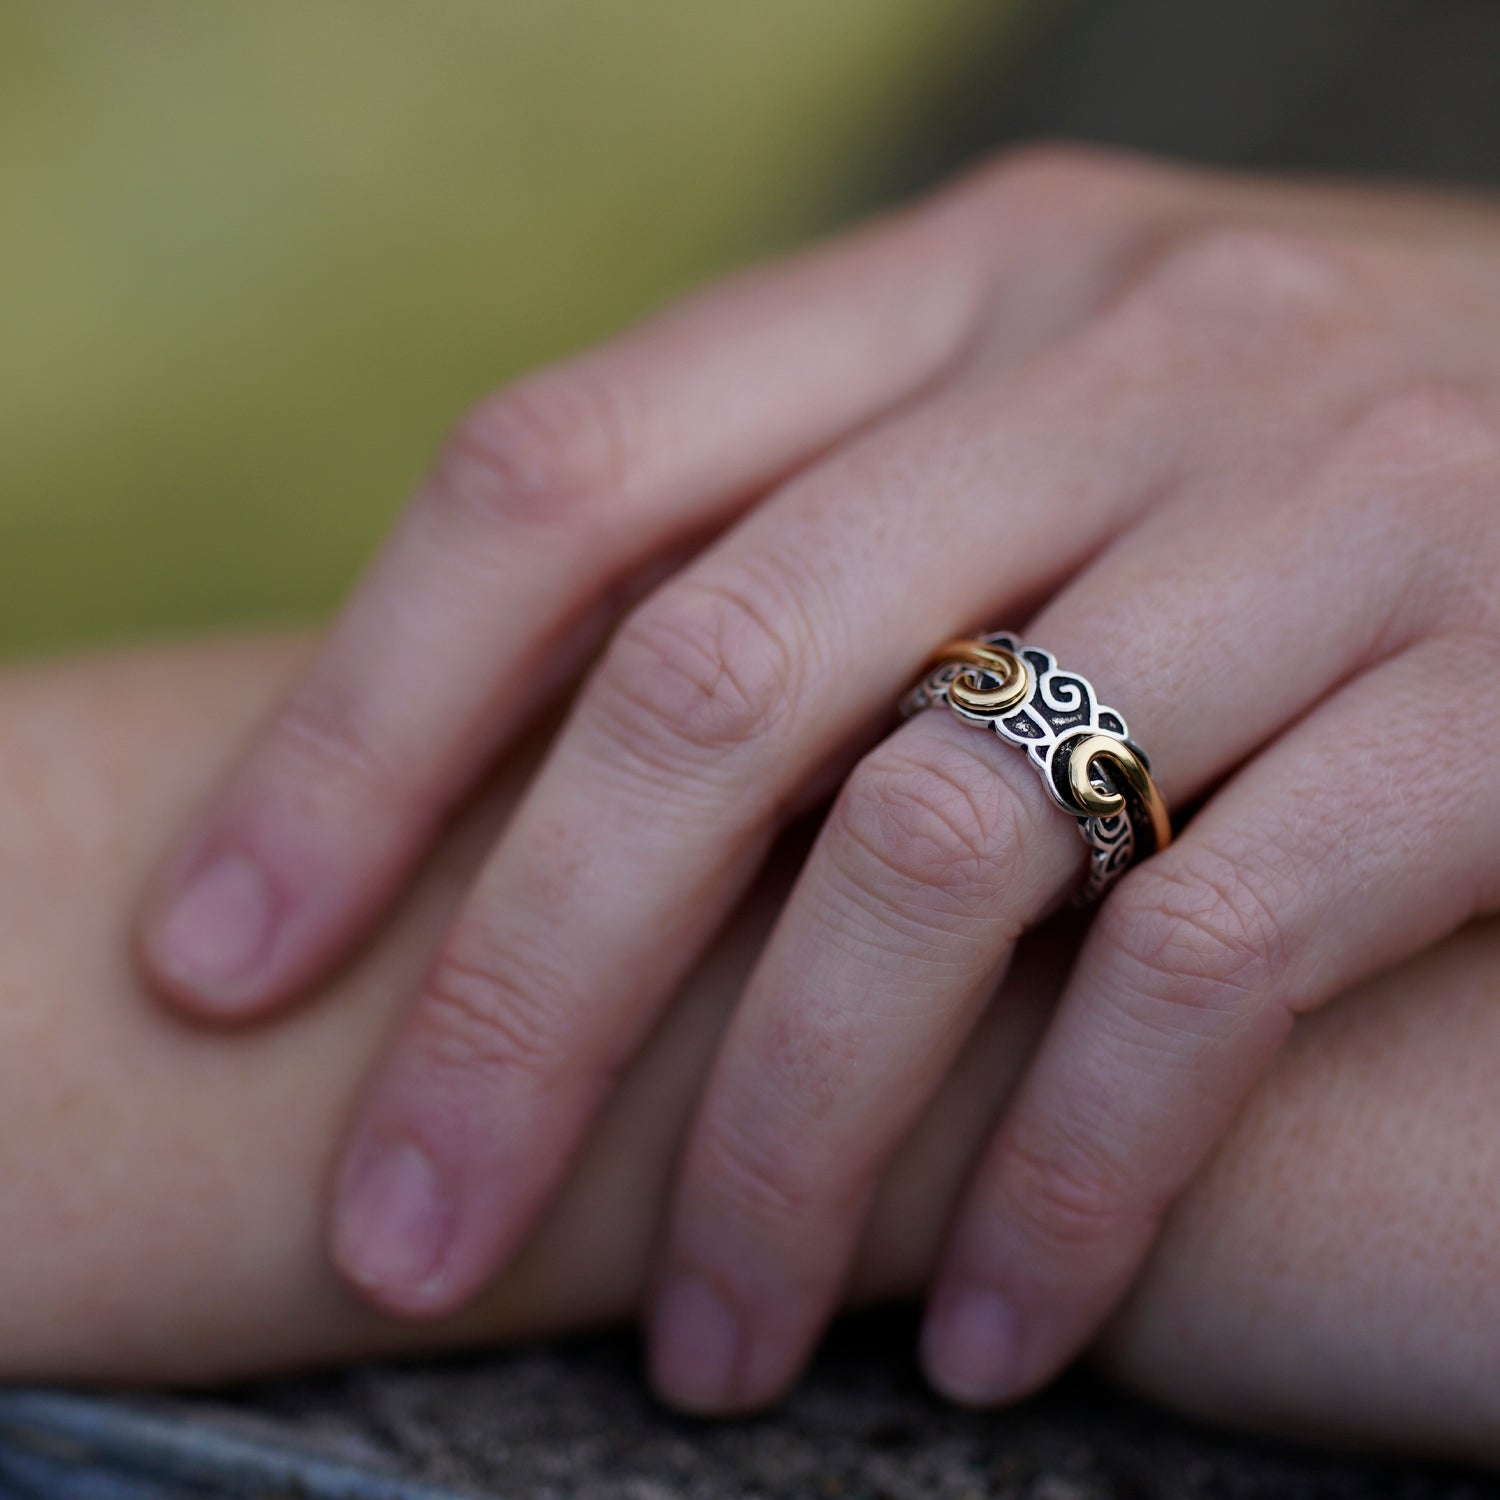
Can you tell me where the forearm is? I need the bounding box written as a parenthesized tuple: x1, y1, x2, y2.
(0, 633, 699, 1379)
(1, 636, 1498, 1467)
(0, 634, 898, 1380)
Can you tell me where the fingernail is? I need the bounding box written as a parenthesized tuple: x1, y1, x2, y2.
(333, 1138, 454, 1307)
(650, 1271, 743, 1411)
(921, 1283, 1018, 1405)
(153, 848, 279, 1000)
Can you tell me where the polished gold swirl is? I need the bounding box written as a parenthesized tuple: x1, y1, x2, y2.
(923, 638, 1032, 716)
(1064, 733, 1172, 857)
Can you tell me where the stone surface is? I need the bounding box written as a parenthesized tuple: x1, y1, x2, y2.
(221, 1311, 1492, 1499)
(6, 1312, 1495, 1496)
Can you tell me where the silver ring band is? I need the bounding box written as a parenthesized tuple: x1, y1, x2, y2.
(899, 631, 1170, 902)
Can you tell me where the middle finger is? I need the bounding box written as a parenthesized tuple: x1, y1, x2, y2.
(327, 231, 1379, 1320)
(326, 307, 1180, 1318)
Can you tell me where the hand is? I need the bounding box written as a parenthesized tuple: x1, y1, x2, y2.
(137, 143, 1500, 1412)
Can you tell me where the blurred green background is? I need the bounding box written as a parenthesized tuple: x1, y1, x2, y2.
(8, 0, 1499, 659)
(0, 1, 1001, 657)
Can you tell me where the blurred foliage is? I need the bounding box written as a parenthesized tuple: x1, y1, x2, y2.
(0, 1, 1001, 657)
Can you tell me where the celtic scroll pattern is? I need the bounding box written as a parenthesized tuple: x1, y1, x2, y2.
(899, 631, 1153, 902)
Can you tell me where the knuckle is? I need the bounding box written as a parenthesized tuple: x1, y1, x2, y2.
(1101, 850, 1291, 1023)
(831, 736, 1026, 911)
(1128, 223, 1362, 344)
(1326, 384, 1500, 637)
(426, 363, 635, 529)
(694, 1114, 826, 1231)
(1337, 381, 1500, 482)
(592, 571, 805, 767)
(269, 677, 411, 806)
(1001, 1126, 1136, 1256)
(416, 939, 576, 1087)
(1453, 597, 1500, 673)
(965, 139, 1151, 211)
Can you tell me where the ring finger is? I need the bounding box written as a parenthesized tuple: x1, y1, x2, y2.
(648, 388, 1450, 1412)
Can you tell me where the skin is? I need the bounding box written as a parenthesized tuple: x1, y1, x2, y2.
(5, 634, 1500, 1470)
(135, 143, 1500, 1413)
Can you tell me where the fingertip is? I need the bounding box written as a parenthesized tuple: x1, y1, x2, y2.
(139, 844, 288, 1017)
(919, 1280, 1025, 1408)
(647, 1249, 818, 1417)
(647, 1271, 747, 1414)
(331, 1134, 464, 1321)
(327, 1070, 545, 1325)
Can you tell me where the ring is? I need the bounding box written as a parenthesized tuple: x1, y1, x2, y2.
(898, 631, 1171, 901)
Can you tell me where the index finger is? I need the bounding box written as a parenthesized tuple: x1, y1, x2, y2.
(135, 169, 1022, 1019)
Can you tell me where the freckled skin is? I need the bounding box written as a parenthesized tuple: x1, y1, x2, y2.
(0, 633, 1498, 1465)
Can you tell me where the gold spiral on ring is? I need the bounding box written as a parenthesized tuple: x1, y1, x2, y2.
(917, 635, 1173, 870)
(1064, 733, 1173, 856)
(922, 638, 1032, 716)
